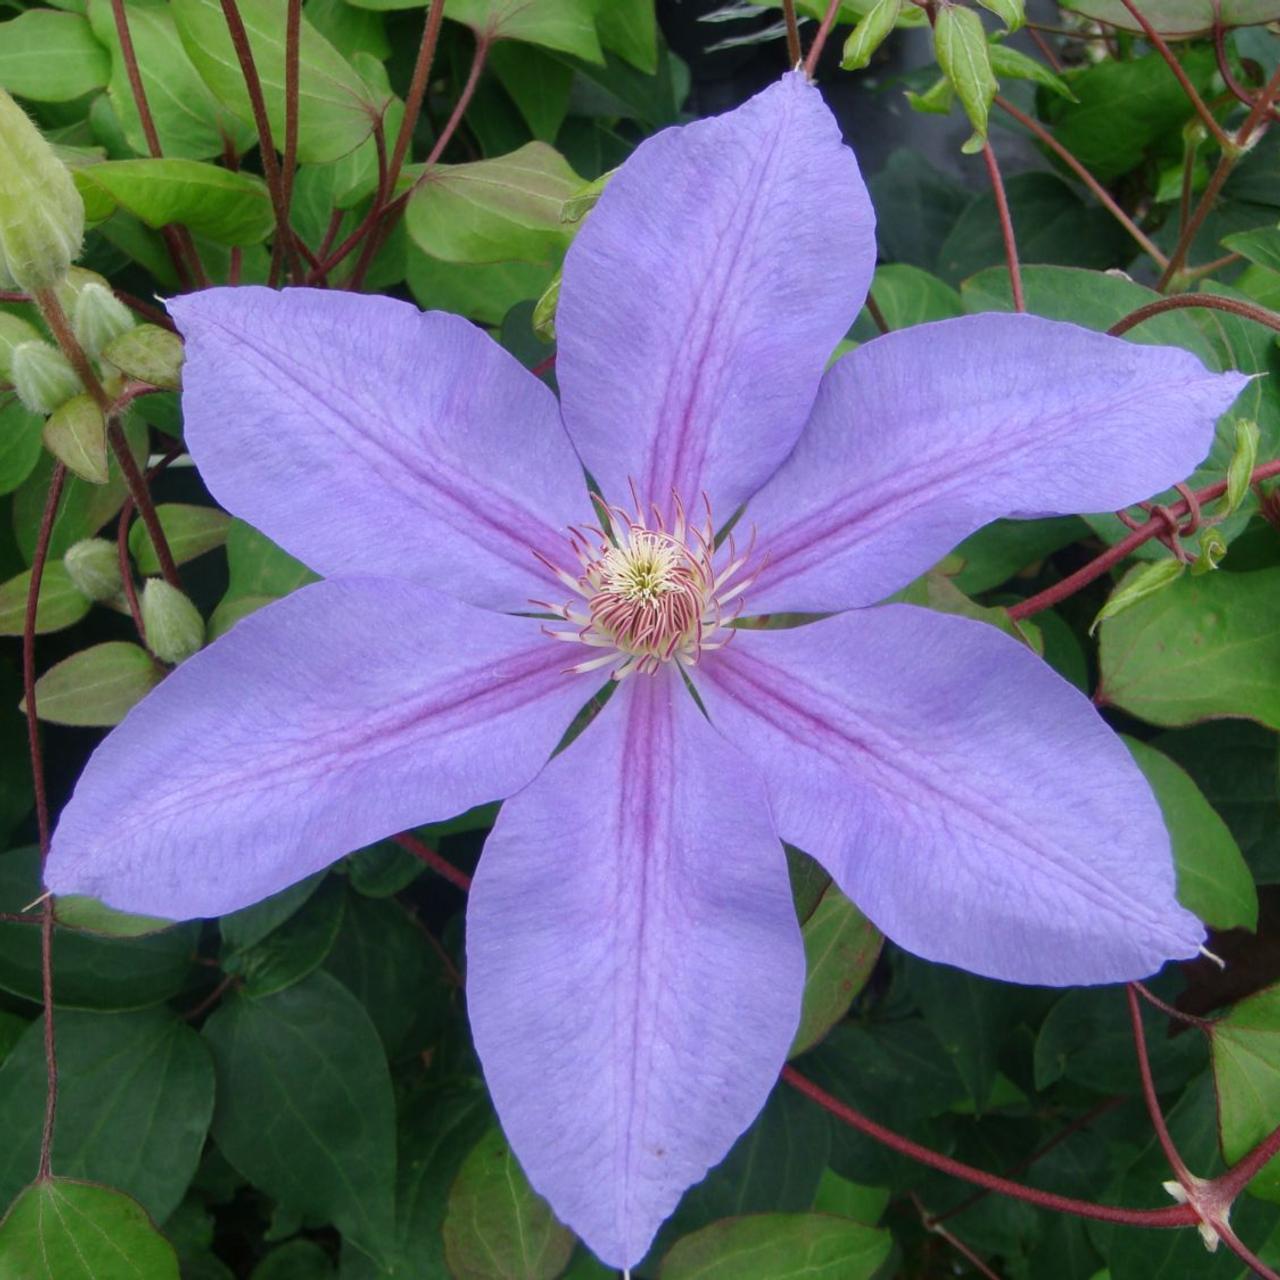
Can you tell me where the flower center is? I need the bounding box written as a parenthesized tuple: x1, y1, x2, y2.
(535, 491, 756, 679)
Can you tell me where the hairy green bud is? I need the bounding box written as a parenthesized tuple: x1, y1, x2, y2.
(0, 88, 84, 291)
(11, 339, 81, 414)
(141, 579, 205, 665)
(73, 282, 135, 359)
(0, 312, 42, 382)
(64, 538, 124, 602)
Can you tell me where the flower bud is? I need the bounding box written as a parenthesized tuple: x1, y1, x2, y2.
(103, 323, 184, 390)
(64, 538, 124, 602)
(73, 282, 134, 359)
(0, 88, 84, 291)
(141, 579, 204, 665)
(0, 312, 42, 382)
(11, 340, 81, 413)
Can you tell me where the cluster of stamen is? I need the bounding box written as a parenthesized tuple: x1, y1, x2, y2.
(534, 489, 757, 679)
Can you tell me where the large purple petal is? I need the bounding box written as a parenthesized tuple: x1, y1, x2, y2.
(46, 579, 586, 919)
(555, 72, 874, 519)
(467, 670, 803, 1268)
(168, 287, 590, 613)
(745, 313, 1247, 613)
(696, 607, 1204, 985)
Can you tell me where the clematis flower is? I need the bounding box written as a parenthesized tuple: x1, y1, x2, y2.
(46, 72, 1244, 1269)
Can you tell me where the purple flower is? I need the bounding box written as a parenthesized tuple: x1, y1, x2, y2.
(46, 73, 1244, 1268)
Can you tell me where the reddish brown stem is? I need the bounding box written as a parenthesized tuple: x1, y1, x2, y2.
(107, 420, 182, 590)
(802, 0, 843, 76)
(391, 832, 472, 892)
(387, 0, 447, 194)
(914, 1200, 1004, 1280)
(1026, 25, 1063, 74)
(982, 143, 1024, 312)
(1127, 985, 1193, 1183)
(33, 287, 111, 413)
(1158, 151, 1235, 291)
(781, 0, 803, 65)
(218, 0, 297, 284)
(1218, 1122, 1280, 1201)
(995, 97, 1168, 267)
(1109, 291, 1280, 337)
(25, 463, 66, 1181)
(782, 1066, 1199, 1228)
(1115, 0, 1232, 150)
(1132, 979, 1212, 1029)
(1007, 458, 1280, 620)
(107, 0, 206, 287)
(281, 0, 301, 244)
(866, 292, 891, 334)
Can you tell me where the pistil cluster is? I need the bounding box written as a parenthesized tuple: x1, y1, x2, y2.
(537, 491, 757, 678)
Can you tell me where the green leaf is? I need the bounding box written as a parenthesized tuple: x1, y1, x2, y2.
(441, 0, 602, 62)
(1064, 0, 1280, 36)
(323, 890, 451, 1057)
(0, 397, 44, 496)
(854, 263, 961, 338)
(405, 246, 555, 325)
(1123, 738, 1258, 931)
(128, 503, 230, 575)
(13, 413, 148, 563)
(1223, 226, 1280, 273)
(1034, 987, 1206, 1094)
(0, 11, 110, 102)
(789, 886, 882, 1058)
(975, 0, 1024, 30)
(933, 6, 997, 148)
(1042, 48, 1217, 182)
(949, 516, 1085, 595)
(0, 848, 196, 1010)
(0, 1177, 179, 1280)
(172, 0, 381, 164)
(489, 43, 573, 141)
(76, 159, 274, 244)
(250, 1240, 335, 1279)
(43, 395, 108, 485)
(53, 896, 173, 938)
(0, 1009, 214, 1223)
(222, 876, 345, 997)
(0, 562, 91, 636)
(987, 40, 1074, 98)
(219, 873, 325, 951)
(1089, 558, 1186, 635)
(841, 0, 901, 71)
(593, 0, 656, 71)
(203, 971, 396, 1260)
(660, 1213, 892, 1280)
(1212, 983, 1280, 1197)
(221, 519, 318, 604)
(103, 325, 185, 392)
(1099, 567, 1280, 729)
(28, 641, 165, 727)
(442, 1126, 575, 1280)
(405, 142, 582, 265)
(86, 0, 254, 160)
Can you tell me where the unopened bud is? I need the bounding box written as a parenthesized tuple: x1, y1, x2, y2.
(64, 538, 123, 602)
(11, 340, 80, 413)
(1191, 527, 1228, 575)
(102, 323, 184, 390)
(0, 88, 84, 291)
(73, 282, 134, 359)
(141, 579, 204, 665)
(0, 312, 42, 382)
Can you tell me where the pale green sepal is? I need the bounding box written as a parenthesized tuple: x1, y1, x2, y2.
(0, 313, 42, 381)
(975, 0, 1025, 31)
(906, 75, 955, 115)
(934, 6, 997, 145)
(0, 88, 84, 290)
(841, 0, 903, 70)
(103, 323, 184, 390)
(11, 340, 80, 414)
(71, 281, 134, 358)
(561, 169, 614, 224)
(141, 578, 204, 664)
(1090, 558, 1185, 635)
(1191, 527, 1228, 576)
(532, 270, 561, 343)
(1224, 417, 1260, 516)
(43, 393, 108, 484)
(987, 41, 1076, 99)
(64, 537, 124, 601)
